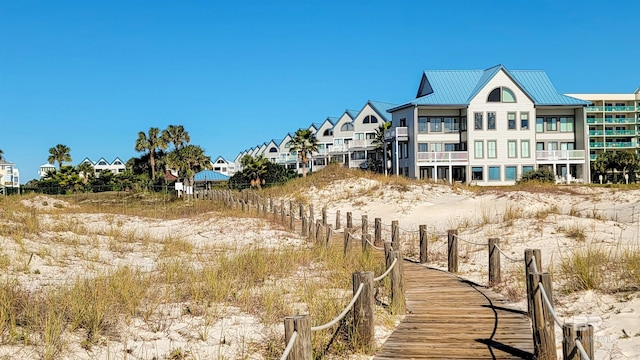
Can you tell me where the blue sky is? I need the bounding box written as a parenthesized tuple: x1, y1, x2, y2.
(2, 0, 639, 181)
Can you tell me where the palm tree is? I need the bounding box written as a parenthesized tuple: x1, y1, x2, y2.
(135, 127, 168, 180)
(290, 129, 318, 177)
(241, 155, 269, 189)
(76, 161, 95, 184)
(372, 122, 392, 174)
(162, 125, 191, 150)
(47, 144, 72, 169)
(0, 148, 4, 161)
(166, 145, 212, 195)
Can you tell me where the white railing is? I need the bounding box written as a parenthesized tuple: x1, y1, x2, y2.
(351, 139, 376, 148)
(416, 151, 469, 163)
(384, 127, 408, 140)
(536, 150, 586, 161)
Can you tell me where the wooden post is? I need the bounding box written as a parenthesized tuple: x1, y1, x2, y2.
(299, 203, 304, 219)
(335, 210, 340, 230)
(289, 206, 295, 230)
(488, 238, 501, 286)
(301, 216, 307, 237)
(525, 248, 542, 318)
(447, 229, 458, 273)
(241, 200, 245, 212)
(391, 220, 399, 251)
(347, 212, 353, 229)
(563, 323, 594, 360)
(315, 220, 323, 244)
(384, 241, 392, 260)
(273, 204, 277, 221)
(419, 225, 428, 264)
(269, 198, 273, 212)
(309, 205, 314, 222)
(284, 314, 312, 360)
(322, 207, 327, 226)
(374, 218, 382, 246)
(281, 200, 285, 224)
(540, 273, 556, 358)
(530, 272, 556, 360)
(343, 229, 351, 255)
(387, 250, 405, 315)
(352, 272, 375, 354)
(325, 224, 332, 246)
(362, 215, 368, 235)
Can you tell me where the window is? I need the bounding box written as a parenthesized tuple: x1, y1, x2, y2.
(536, 117, 544, 132)
(341, 123, 354, 131)
(474, 141, 484, 159)
(461, 116, 467, 131)
(522, 166, 534, 174)
(418, 117, 428, 133)
(323, 129, 333, 136)
(351, 151, 366, 160)
(548, 142, 558, 151)
(521, 140, 530, 158)
(474, 112, 483, 130)
(487, 112, 496, 130)
(269, 147, 278, 153)
(354, 133, 365, 140)
(444, 117, 459, 133)
(444, 143, 457, 151)
(487, 140, 497, 158)
(488, 166, 500, 181)
(508, 112, 516, 130)
(430, 117, 442, 132)
(487, 87, 516, 102)
(560, 117, 574, 132)
(399, 118, 406, 127)
(363, 115, 378, 124)
(418, 143, 428, 152)
(508, 140, 517, 158)
(561, 142, 575, 150)
(521, 112, 529, 130)
(472, 167, 483, 180)
(366, 133, 375, 139)
(505, 166, 517, 180)
(546, 117, 557, 131)
(285, 141, 290, 148)
(536, 142, 544, 151)
(402, 143, 409, 158)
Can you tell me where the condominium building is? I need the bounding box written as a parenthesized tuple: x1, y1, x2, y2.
(211, 156, 237, 177)
(0, 159, 20, 192)
(386, 65, 590, 185)
(78, 157, 126, 176)
(565, 90, 640, 166)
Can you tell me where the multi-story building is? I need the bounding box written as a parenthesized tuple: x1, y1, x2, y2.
(211, 156, 237, 177)
(565, 90, 640, 166)
(0, 159, 20, 193)
(386, 65, 590, 185)
(78, 157, 126, 176)
(38, 163, 56, 178)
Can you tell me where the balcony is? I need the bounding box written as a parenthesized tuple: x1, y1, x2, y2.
(605, 129, 635, 136)
(417, 151, 469, 163)
(585, 106, 603, 112)
(590, 154, 597, 160)
(606, 106, 636, 112)
(536, 150, 586, 161)
(329, 144, 349, 153)
(606, 142, 635, 148)
(384, 127, 408, 141)
(590, 142, 604, 148)
(587, 117, 636, 124)
(589, 130, 604, 136)
(351, 138, 376, 149)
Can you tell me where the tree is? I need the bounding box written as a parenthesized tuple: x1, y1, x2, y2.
(162, 125, 191, 150)
(371, 122, 392, 173)
(47, 144, 72, 169)
(76, 161, 95, 184)
(229, 156, 296, 190)
(613, 150, 640, 183)
(165, 144, 212, 193)
(0, 148, 4, 161)
(290, 129, 318, 177)
(134, 127, 168, 181)
(239, 155, 269, 189)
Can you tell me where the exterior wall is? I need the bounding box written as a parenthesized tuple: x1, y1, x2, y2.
(0, 161, 20, 188)
(391, 106, 415, 177)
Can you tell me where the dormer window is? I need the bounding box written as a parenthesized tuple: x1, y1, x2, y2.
(269, 147, 278, 153)
(341, 123, 354, 131)
(363, 115, 378, 124)
(487, 87, 516, 103)
(323, 129, 333, 136)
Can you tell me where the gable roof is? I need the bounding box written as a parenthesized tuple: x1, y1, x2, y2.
(346, 109, 360, 119)
(367, 101, 397, 122)
(395, 64, 588, 110)
(193, 170, 229, 182)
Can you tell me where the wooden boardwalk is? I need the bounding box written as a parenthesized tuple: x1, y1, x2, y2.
(374, 261, 534, 359)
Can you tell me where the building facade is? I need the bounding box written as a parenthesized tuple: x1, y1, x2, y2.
(78, 157, 126, 176)
(386, 65, 590, 185)
(0, 160, 20, 192)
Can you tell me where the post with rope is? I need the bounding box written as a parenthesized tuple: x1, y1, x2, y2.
(362, 215, 368, 236)
(374, 218, 382, 246)
(525, 249, 542, 318)
(388, 250, 405, 315)
(488, 238, 501, 286)
(391, 220, 399, 252)
(343, 229, 351, 255)
(335, 210, 341, 230)
(322, 206, 327, 226)
(562, 322, 594, 360)
(530, 272, 555, 360)
(352, 271, 374, 354)
(315, 220, 323, 244)
(347, 212, 353, 229)
(283, 314, 312, 360)
(447, 229, 458, 273)
(419, 225, 428, 264)
(325, 224, 332, 246)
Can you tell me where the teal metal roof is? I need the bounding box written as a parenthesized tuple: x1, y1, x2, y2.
(367, 101, 398, 122)
(346, 109, 360, 119)
(397, 65, 588, 109)
(194, 170, 229, 182)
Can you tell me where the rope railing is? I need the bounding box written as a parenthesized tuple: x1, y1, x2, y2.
(280, 331, 298, 360)
(364, 236, 385, 251)
(374, 257, 397, 282)
(311, 283, 364, 332)
(494, 244, 525, 262)
(452, 233, 485, 246)
(575, 339, 591, 360)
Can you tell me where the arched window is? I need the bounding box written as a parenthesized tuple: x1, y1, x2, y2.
(341, 123, 354, 131)
(284, 142, 290, 148)
(269, 147, 278, 153)
(363, 115, 378, 124)
(487, 87, 517, 103)
(323, 129, 333, 136)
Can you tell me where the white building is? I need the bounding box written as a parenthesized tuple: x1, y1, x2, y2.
(211, 156, 237, 177)
(0, 159, 20, 192)
(386, 65, 590, 185)
(78, 157, 126, 177)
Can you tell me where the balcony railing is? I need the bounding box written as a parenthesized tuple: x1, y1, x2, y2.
(536, 150, 586, 161)
(587, 117, 636, 124)
(589, 130, 604, 136)
(586, 106, 637, 112)
(384, 127, 408, 141)
(416, 151, 469, 163)
(351, 139, 376, 148)
(606, 142, 635, 148)
(590, 142, 604, 148)
(605, 129, 635, 136)
(330, 144, 349, 152)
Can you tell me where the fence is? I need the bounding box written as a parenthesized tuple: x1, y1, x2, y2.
(207, 189, 594, 360)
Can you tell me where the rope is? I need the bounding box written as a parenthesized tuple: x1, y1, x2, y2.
(311, 283, 364, 332)
(374, 257, 397, 282)
(538, 284, 562, 326)
(575, 339, 591, 360)
(494, 244, 525, 262)
(398, 227, 420, 233)
(365, 236, 385, 251)
(453, 233, 485, 246)
(280, 331, 298, 360)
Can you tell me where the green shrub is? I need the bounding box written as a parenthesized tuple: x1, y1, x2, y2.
(516, 168, 555, 184)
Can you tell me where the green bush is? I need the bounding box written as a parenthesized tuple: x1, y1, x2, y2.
(516, 168, 555, 184)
